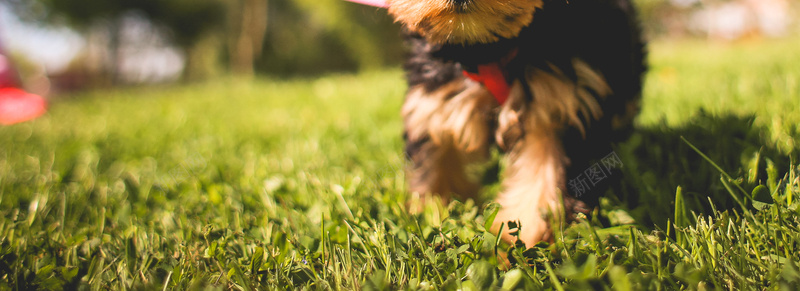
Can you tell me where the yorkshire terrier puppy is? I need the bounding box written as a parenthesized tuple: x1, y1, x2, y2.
(389, 0, 647, 246)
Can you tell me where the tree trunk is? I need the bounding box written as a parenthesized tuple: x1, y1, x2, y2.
(228, 0, 269, 76)
(108, 17, 125, 85)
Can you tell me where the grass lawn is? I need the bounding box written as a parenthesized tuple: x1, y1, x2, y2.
(1, 38, 799, 290)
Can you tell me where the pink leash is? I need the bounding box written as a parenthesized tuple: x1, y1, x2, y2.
(343, 0, 388, 8)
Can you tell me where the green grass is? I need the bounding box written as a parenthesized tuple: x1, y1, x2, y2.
(1, 38, 799, 290)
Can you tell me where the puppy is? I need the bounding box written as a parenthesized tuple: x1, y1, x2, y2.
(388, 0, 647, 246)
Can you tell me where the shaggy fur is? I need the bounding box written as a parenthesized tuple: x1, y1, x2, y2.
(391, 0, 647, 246)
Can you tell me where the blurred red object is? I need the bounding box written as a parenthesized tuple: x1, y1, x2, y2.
(1, 41, 47, 125)
(0, 87, 47, 125)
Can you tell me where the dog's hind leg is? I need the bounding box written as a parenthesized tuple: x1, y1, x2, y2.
(402, 80, 495, 204)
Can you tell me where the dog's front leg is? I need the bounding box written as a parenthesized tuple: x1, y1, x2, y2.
(493, 128, 566, 246)
(492, 63, 606, 247)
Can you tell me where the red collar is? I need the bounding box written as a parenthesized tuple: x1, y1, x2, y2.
(340, 0, 515, 105)
(462, 48, 518, 105)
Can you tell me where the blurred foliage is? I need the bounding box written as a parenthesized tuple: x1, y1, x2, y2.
(6, 0, 403, 81)
(633, 0, 677, 37)
(13, 0, 222, 39)
(258, 0, 403, 76)
(6, 0, 226, 81)
(5, 0, 796, 83)
(634, 0, 799, 39)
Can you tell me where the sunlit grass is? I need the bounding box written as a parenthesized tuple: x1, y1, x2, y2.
(1, 39, 799, 289)
(641, 38, 800, 152)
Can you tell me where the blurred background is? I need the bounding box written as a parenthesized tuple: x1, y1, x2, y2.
(0, 0, 797, 96)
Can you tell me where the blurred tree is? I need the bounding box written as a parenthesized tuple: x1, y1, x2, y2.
(8, 0, 404, 82)
(258, 0, 403, 76)
(135, 0, 226, 81)
(292, 0, 384, 70)
(7, 0, 226, 82)
(8, 0, 127, 84)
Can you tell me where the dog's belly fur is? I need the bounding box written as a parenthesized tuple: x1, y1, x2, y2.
(400, 0, 646, 246)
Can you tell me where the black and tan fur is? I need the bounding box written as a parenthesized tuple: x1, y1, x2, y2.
(390, 0, 646, 246)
